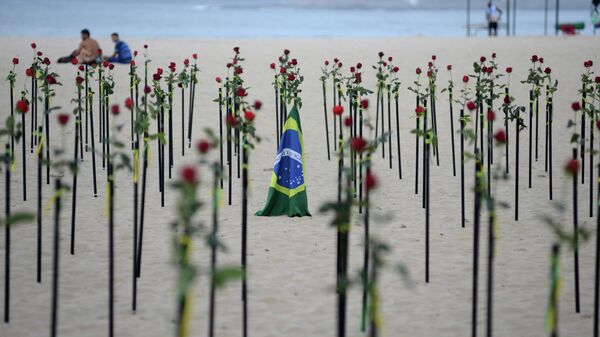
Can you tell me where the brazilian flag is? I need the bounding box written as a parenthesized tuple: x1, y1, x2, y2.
(256, 104, 311, 217)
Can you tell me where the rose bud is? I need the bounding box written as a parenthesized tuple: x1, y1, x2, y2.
(184, 58, 190, 66)
(351, 137, 367, 152)
(378, 51, 384, 58)
(102, 60, 109, 68)
(544, 67, 551, 74)
(487, 110, 495, 121)
(57, 113, 70, 125)
(31, 43, 36, 49)
(493, 130, 506, 144)
(539, 57, 544, 63)
(565, 159, 579, 175)
(432, 55, 437, 60)
(447, 64, 452, 71)
(492, 52, 497, 58)
(356, 62, 362, 69)
(180, 166, 198, 185)
(283, 49, 290, 55)
(324, 60, 329, 66)
(388, 56, 393, 62)
(360, 99, 369, 109)
(332, 105, 344, 116)
(462, 75, 469, 83)
(506, 67, 513, 73)
(143, 44, 148, 49)
(270, 63, 276, 69)
(383, 62, 387, 67)
(111, 104, 120, 115)
(344, 116, 352, 127)
(130, 60, 136, 66)
(234, 67, 243, 75)
(236, 87, 247, 97)
(244, 110, 256, 121)
(350, 66, 355, 73)
(415, 105, 424, 116)
(215, 76, 222, 83)
(70, 57, 78, 65)
(12, 58, 18, 65)
(226, 113, 238, 126)
(133, 50, 138, 57)
(427, 70, 433, 78)
(291, 58, 298, 65)
(531, 55, 538, 62)
(124, 97, 133, 110)
(16, 100, 29, 114)
(466, 101, 477, 111)
(287, 74, 295, 81)
(416, 67, 422, 75)
(334, 58, 339, 63)
(365, 171, 378, 190)
(572, 102, 581, 111)
(192, 53, 198, 59)
(428, 61, 433, 68)
(108, 63, 115, 70)
(46, 75, 57, 85)
(337, 62, 343, 68)
(78, 65, 85, 71)
(480, 56, 486, 63)
(144, 86, 152, 94)
(37, 51, 43, 57)
(75, 76, 84, 85)
(25, 68, 33, 77)
(196, 140, 211, 154)
(504, 95, 511, 105)
(253, 100, 262, 110)
(393, 66, 399, 73)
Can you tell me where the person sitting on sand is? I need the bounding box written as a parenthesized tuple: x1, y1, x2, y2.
(486, 2, 502, 36)
(104, 33, 132, 64)
(58, 29, 101, 64)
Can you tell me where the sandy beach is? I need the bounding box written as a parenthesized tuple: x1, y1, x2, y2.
(0, 36, 600, 337)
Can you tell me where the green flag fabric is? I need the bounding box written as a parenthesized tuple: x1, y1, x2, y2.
(256, 105, 311, 217)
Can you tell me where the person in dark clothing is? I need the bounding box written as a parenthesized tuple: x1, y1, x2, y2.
(104, 33, 132, 64)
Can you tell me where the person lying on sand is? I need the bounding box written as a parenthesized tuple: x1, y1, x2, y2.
(103, 33, 132, 64)
(57, 29, 101, 64)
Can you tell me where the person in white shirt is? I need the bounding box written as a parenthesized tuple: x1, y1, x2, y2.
(486, 2, 503, 36)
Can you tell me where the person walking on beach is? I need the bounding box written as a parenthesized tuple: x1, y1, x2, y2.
(486, 2, 503, 36)
(104, 33, 132, 64)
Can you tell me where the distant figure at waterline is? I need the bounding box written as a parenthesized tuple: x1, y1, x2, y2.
(486, 1, 503, 36)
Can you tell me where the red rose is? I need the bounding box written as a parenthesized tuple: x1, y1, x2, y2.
(236, 87, 247, 97)
(388, 56, 393, 62)
(337, 62, 342, 68)
(75, 76, 84, 85)
(416, 67, 422, 75)
(152, 73, 161, 81)
(78, 65, 85, 71)
(196, 140, 211, 154)
(486, 67, 493, 74)
(332, 105, 344, 116)
(356, 62, 362, 69)
(351, 137, 367, 152)
(503, 95, 511, 105)
(144, 44, 148, 49)
(344, 116, 352, 127)
(12, 58, 18, 65)
(480, 56, 486, 63)
(565, 159, 579, 175)
(492, 52, 497, 58)
(279, 67, 286, 74)
(192, 53, 198, 59)
(184, 58, 189, 66)
(270, 63, 276, 69)
(486, 110, 495, 121)
(70, 57, 78, 65)
(124, 97, 133, 110)
(283, 49, 289, 55)
(447, 64, 452, 71)
(37, 51, 43, 57)
(539, 57, 544, 63)
(144, 86, 152, 94)
(253, 100, 262, 110)
(97, 49, 102, 54)
(244, 110, 256, 121)
(493, 130, 506, 144)
(130, 60, 135, 66)
(234, 67, 243, 75)
(57, 113, 70, 125)
(571, 102, 581, 111)
(287, 74, 295, 81)
(595, 76, 600, 84)
(415, 105, 424, 116)
(102, 60, 109, 68)
(46, 75, 57, 85)
(544, 67, 551, 74)
(215, 76, 222, 83)
(42, 57, 50, 65)
(226, 113, 238, 127)
(25, 68, 33, 77)
(466, 101, 477, 111)
(506, 67, 513, 73)
(393, 66, 399, 73)
(16, 100, 29, 114)
(428, 61, 433, 68)
(180, 166, 198, 185)
(427, 70, 433, 78)
(365, 171, 377, 190)
(334, 58, 339, 63)
(482, 66, 488, 73)
(531, 55, 538, 62)
(157, 68, 163, 75)
(111, 104, 120, 115)
(432, 55, 437, 60)
(350, 66, 355, 73)
(31, 43, 36, 49)
(108, 63, 115, 70)
(324, 60, 329, 66)
(360, 99, 369, 110)
(291, 58, 298, 65)
(133, 50, 138, 57)
(378, 51, 384, 58)
(462, 75, 469, 83)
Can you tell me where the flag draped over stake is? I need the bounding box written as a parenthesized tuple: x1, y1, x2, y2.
(256, 104, 311, 217)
